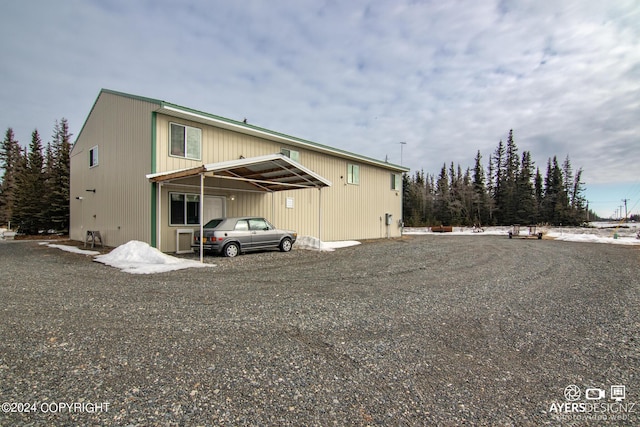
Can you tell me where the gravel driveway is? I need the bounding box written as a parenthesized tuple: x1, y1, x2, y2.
(1, 236, 638, 426)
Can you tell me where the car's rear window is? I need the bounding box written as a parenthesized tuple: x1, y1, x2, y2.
(203, 219, 224, 229)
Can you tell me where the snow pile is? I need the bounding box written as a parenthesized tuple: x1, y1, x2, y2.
(94, 240, 214, 274)
(39, 242, 100, 255)
(294, 236, 361, 251)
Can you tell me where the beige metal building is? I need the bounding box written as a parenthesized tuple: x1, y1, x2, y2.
(70, 89, 409, 253)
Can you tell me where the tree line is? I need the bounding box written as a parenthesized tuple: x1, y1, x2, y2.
(403, 129, 596, 227)
(0, 119, 72, 234)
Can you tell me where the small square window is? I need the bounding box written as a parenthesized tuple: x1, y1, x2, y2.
(281, 148, 300, 162)
(391, 173, 401, 190)
(347, 164, 360, 185)
(89, 146, 99, 168)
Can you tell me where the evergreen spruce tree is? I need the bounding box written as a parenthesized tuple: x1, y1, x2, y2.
(561, 155, 574, 223)
(472, 150, 489, 226)
(571, 167, 586, 224)
(534, 167, 544, 224)
(491, 139, 506, 224)
(425, 173, 436, 224)
(541, 156, 567, 225)
(43, 142, 55, 230)
(14, 130, 47, 234)
(516, 151, 535, 224)
(502, 129, 519, 225)
(435, 164, 451, 225)
(49, 119, 72, 232)
(0, 128, 22, 226)
(402, 171, 423, 226)
(541, 159, 553, 223)
(486, 156, 495, 224)
(448, 162, 464, 225)
(460, 167, 474, 225)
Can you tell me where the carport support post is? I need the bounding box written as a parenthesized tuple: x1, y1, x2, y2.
(200, 172, 204, 263)
(318, 187, 322, 249)
(157, 182, 162, 250)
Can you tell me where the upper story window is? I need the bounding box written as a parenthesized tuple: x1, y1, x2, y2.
(89, 146, 99, 168)
(347, 164, 360, 185)
(391, 173, 401, 190)
(170, 123, 201, 160)
(281, 148, 300, 162)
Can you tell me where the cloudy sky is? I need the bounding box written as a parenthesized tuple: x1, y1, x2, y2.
(1, 0, 638, 218)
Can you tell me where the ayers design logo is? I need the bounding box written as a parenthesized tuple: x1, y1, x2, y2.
(549, 384, 635, 422)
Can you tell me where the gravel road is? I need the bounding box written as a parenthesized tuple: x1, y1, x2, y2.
(1, 236, 638, 426)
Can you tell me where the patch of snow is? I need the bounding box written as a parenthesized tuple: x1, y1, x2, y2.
(40, 242, 100, 255)
(546, 231, 639, 245)
(294, 236, 361, 251)
(403, 224, 640, 246)
(94, 240, 214, 274)
(403, 226, 511, 236)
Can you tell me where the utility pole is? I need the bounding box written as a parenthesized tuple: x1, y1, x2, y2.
(621, 198, 629, 219)
(399, 142, 407, 166)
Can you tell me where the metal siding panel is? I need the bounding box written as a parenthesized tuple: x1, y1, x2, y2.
(71, 92, 156, 247)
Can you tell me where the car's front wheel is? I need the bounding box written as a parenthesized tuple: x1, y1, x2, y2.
(279, 237, 293, 252)
(223, 242, 240, 257)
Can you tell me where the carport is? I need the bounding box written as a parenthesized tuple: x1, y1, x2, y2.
(146, 153, 331, 261)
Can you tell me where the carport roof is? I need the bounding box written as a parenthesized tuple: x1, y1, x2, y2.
(146, 153, 331, 192)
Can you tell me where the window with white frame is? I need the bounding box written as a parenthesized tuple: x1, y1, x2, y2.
(281, 148, 300, 162)
(89, 146, 99, 168)
(391, 173, 401, 190)
(170, 193, 200, 225)
(347, 164, 360, 185)
(170, 123, 201, 160)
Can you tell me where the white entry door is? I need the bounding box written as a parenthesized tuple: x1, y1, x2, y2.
(203, 196, 225, 223)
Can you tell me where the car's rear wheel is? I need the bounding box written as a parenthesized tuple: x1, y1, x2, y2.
(279, 237, 292, 252)
(223, 242, 240, 257)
